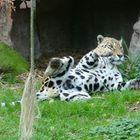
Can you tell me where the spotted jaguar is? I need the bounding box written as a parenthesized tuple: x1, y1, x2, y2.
(36, 36, 140, 101)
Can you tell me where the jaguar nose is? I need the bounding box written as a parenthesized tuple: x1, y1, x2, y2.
(118, 54, 123, 58)
(118, 55, 124, 61)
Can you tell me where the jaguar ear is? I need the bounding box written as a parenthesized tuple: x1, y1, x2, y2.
(97, 35, 104, 44)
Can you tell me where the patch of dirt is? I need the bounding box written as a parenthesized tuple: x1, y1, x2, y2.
(128, 101, 140, 112)
(17, 70, 45, 82)
(35, 48, 90, 70)
(0, 71, 44, 91)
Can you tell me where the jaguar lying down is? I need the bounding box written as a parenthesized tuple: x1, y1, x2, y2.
(36, 36, 140, 101)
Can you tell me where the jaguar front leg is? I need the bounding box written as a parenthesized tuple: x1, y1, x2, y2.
(76, 51, 99, 69)
(60, 91, 91, 101)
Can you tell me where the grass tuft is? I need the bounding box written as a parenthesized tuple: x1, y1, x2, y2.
(91, 118, 140, 140)
(0, 42, 29, 74)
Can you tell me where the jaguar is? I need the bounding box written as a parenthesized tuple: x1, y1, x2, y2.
(36, 35, 140, 101)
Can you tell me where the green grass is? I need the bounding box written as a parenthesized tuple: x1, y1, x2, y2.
(0, 86, 140, 140)
(0, 42, 29, 74)
(1, 38, 140, 139)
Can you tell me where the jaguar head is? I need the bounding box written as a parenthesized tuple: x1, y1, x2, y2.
(95, 35, 124, 65)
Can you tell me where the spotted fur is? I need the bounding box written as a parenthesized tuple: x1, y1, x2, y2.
(36, 52, 140, 101)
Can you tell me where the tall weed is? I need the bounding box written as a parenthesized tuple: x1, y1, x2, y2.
(119, 37, 140, 80)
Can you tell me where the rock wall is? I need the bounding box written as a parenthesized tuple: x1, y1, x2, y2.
(129, 16, 140, 62)
(9, 0, 140, 59)
(0, 2, 12, 45)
